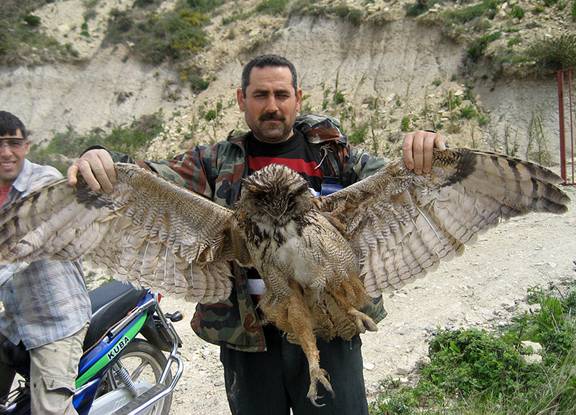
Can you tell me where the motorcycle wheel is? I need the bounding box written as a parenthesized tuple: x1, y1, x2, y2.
(89, 339, 173, 415)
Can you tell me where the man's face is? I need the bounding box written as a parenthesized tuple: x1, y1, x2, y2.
(0, 129, 29, 186)
(237, 66, 302, 143)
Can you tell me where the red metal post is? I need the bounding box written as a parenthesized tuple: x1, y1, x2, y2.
(557, 70, 567, 183)
(568, 68, 575, 184)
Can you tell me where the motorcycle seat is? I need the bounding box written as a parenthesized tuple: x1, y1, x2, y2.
(83, 281, 147, 351)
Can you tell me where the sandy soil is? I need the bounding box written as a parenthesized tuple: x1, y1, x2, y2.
(157, 187, 576, 415)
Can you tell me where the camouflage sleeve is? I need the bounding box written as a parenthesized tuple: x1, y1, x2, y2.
(345, 146, 388, 183)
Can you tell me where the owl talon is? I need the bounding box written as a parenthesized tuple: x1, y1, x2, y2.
(349, 309, 378, 333)
(307, 367, 334, 406)
(310, 398, 325, 408)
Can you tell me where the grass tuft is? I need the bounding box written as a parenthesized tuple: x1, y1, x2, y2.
(370, 280, 576, 415)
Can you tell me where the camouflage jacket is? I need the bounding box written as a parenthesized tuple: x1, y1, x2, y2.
(113, 115, 388, 352)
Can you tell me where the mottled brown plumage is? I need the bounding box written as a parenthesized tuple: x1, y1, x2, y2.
(0, 148, 570, 404)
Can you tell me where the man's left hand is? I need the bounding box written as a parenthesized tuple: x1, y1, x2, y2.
(402, 131, 446, 175)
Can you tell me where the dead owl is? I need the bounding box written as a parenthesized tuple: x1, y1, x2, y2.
(0, 148, 569, 405)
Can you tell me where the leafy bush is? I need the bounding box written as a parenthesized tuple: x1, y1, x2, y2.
(443, 0, 499, 24)
(348, 123, 369, 144)
(256, 0, 289, 15)
(28, 113, 164, 173)
(526, 33, 576, 73)
(186, 0, 224, 12)
(510, 4, 525, 18)
(291, 1, 365, 25)
(23, 14, 41, 27)
(370, 282, 576, 415)
(405, 0, 441, 17)
(459, 104, 477, 119)
(400, 116, 411, 132)
(332, 3, 364, 25)
(104, 0, 218, 65)
(467, 31, 502, 62)
(1, 0, 78, 64)
(507, 36, 521, 47)
(333, 90, 346, 105)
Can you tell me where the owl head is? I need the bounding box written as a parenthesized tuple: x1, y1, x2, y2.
(239, 164, 314, 222)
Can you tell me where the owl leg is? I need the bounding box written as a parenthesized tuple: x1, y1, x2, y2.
(261, 282, 335, 407)
(285, 288, 334, 406)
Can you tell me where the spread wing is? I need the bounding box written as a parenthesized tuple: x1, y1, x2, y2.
(0, 163, 250, 303)
(319, 148, 570, 298)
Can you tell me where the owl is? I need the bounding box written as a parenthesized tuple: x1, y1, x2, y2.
(0, 148, 569, 405)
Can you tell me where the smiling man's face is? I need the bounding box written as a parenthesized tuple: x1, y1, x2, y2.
(0, 128, 29, 186)
(237, 65, 302, 144)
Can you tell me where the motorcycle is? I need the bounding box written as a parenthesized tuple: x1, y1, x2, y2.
(0, 280, 184, 415)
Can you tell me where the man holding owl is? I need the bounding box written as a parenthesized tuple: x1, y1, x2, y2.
(68, 55, 443, 414)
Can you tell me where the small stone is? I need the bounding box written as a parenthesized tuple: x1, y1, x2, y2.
(363, 361, 375, 371)
(521, 341, 543, 354)
(522, 354, 543, 365)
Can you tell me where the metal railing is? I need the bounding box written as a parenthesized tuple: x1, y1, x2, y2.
(557, 68, 575, 185)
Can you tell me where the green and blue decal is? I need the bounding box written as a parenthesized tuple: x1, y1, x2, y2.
(76, 313, 148, 388)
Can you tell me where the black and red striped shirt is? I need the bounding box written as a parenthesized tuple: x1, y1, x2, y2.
(245, 129, 324, 192)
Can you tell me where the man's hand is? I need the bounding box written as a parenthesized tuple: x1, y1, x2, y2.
(67, 149, 117, 193)
(402, 130, 446, 175)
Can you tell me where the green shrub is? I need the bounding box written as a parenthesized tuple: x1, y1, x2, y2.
(186, 0, 224, 13)
(400, 116, 411, 132)
(255, 0, 289, 15)
(467, 31, 502, 62)
(424, 329, 534, 396)
(510, 4, 525, 18)
(23, 14, 41, 27)
(333, 3, 364, 25)
(526, 33, 576, 73)
(80, 21, 90, 37)
(0, 0, 77, 64)
(181, 70, 210, 92)
(28, 113, 164, 173)
(443, 0, 499, 24)
(133, 0, 160, 8)
(348, 123, 369, 144)
(572, 0, 576, 20)
(371, 282, 576, 415)
(477, 113, 489, 126)
(507, 36, 521, 47)
(333, 90, 346, 105)
(443, 91, 462, 110)
(460, 104, 477, 119)
(104, 1, 212, 65)
(405, 0, 440, 17)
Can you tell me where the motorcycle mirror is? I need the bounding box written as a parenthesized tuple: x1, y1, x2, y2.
(165, 311, 183, 322)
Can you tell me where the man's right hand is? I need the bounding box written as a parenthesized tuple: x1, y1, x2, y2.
(67, 149, 117, 193)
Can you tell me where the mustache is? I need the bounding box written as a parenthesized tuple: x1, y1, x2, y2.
(259, 113, 285, 122)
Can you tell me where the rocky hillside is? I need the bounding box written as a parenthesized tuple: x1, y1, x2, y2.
(1, 0, 575, 165)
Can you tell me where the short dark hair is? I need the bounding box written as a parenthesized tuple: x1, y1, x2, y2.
(241, 54, 298, 96)
(0, 111, 27, 139)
